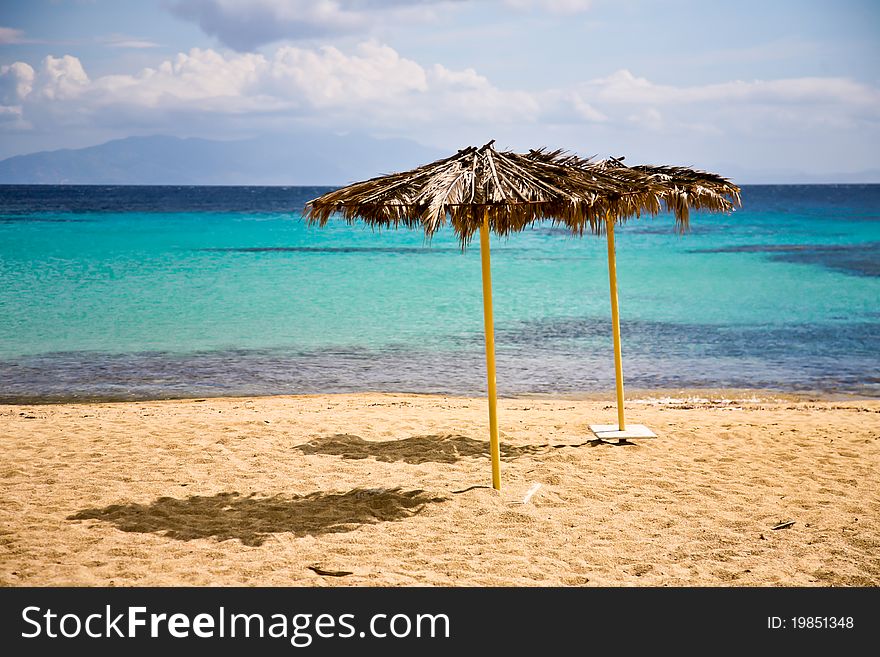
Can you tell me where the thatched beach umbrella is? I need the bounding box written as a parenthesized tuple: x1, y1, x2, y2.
(305, 140, 739, 488)
(573, 155, 741, 440)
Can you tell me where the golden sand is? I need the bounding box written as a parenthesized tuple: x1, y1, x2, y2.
(1, 392, 878, 586)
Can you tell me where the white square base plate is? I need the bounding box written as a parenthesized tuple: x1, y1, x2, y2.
(589, 424, 657, 440)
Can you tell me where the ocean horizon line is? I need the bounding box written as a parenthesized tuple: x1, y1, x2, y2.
(3, 182, 880, 188)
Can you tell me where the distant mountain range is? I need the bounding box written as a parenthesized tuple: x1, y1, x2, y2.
(0, 134, 876, 185)
(0, 133, 446, 185)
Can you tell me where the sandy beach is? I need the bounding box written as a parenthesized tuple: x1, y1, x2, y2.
(1, 391, 878, 587)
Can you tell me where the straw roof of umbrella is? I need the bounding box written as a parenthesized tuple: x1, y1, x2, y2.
(304, 140, 740, 243)
(592, 156, 741, 231)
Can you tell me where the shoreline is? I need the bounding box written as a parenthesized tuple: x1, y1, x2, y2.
(2, 391, 878, 586)
(3, 385, 878, 406)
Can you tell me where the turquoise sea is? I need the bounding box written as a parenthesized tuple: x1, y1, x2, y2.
(1, 184, 878, 402)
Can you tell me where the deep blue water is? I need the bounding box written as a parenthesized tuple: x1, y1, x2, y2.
(1, 184, 878, 402)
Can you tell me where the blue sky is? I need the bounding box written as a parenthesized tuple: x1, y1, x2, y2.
(1, 0, 879, 180)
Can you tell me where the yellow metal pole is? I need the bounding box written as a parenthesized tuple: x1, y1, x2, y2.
(605, 213, 626, 431)
(479, 209, 501, 490)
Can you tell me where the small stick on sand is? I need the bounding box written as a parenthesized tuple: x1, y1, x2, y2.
(308, 565, 353, 577)
(452, 485, 492, 494)
(771, 520, 796, 530)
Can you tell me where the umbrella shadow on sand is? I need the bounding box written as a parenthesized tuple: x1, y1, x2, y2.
(293, 433, 621, 465)
(68, 488, 446, 547)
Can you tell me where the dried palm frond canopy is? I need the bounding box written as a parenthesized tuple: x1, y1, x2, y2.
(303, 140, 740, 490)
(305, 140, 740, 243)
(591, 156, 741, 230)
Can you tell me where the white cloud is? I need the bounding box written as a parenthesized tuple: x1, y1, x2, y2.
(427, 64, 540, 123)
(1, 42, 539, 132)
(1, 44, 877, 170)
(504, 0, 592, 13)
(0, 62, 34, 128)
(0, 26, 26, 44)
(267, 41, 428, 107)
(581, 69, 880, 109)
(104, 36, 162, 49)
(165, 0, 597, 51)
(627, 107, 663, 131)
(532, 86, 605, 125)
(559, 68, 880, 139)
(36, 55, 90, 100)
(166, 0, 458, 51)
(0, 62, 35, 105)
